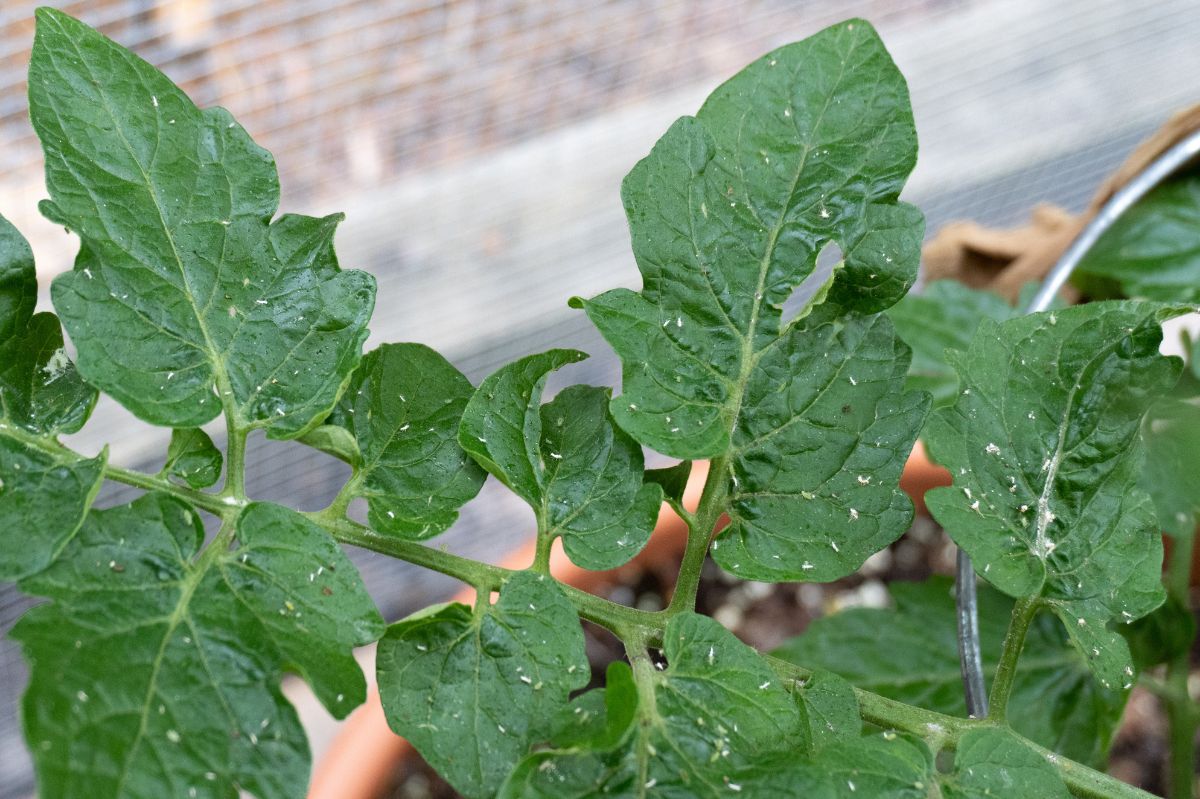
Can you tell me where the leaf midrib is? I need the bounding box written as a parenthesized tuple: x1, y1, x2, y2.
(48, 20, 238, 423)
(718, 35, 859, 483)
(111, 544, 215, 797)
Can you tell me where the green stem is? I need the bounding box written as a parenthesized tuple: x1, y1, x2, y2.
(988, 596, 1040, 723)
(532, 515, 554, 574)
(104, 463, 233, 516)
(627, 646, 661, 792)
(666, 456, 729, 614)
(0, 421, 236, 517)
(760, 654, 1156, 799)
(1165, 529, 1197, 799)
(313, 514, 663, 640)
(320, 506, 1147, 799)
(222, 424, 249, 501)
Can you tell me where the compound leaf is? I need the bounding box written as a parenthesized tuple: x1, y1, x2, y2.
(33, 8, 375, 439)
(775, 577, 1126, 767)
(461, 352, 660, 569)
(329, 343, 485, 538)
(376, 570, 589, 799)
(924, 302, 1184, 686)
(163, 428, 222, 488)
(13, 497, 383, 799)
(576, 20, 928, 582)
(0, 212, 103, 580)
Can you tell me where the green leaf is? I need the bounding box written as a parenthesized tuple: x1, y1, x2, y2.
(941, 728, 1070, 799)
(329, 344, 485, 538)
(924, 302, 1184, 686)
(0, 212, 103, 580)
(501, 613, 806, 798)
(1141, 396, 1200, 537)
(539, 386, 662, 569)
(376, 570, 589, 799)
(578, 19, 921, 460)
(887, 281, 1019, 407)
(32, 8, 375, 439)
(163, 428, 222, 488)
(13, 497, 383, 799)
(774, 577, 1126, 767)
(800, 733, 933, 797)
(298, 424, 360, 465)
(0, 214, 97, 436)
(643, 460, 692, 507)
(575, 20, 929, 582)
(709, 307, 929, 581)
(460, 349, 588, 503)
(0, 440, 105, 581)
(793, 669, 862, 751)
(1076, 175, 1200, 302)
(461, 352, 661, 569)
(1122, 594, 1197, 670)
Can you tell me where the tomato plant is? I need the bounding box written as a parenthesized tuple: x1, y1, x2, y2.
(1, 9, 1191, 798)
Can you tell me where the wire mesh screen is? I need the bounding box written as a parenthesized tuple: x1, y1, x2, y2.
(2, 1, 1199, 795)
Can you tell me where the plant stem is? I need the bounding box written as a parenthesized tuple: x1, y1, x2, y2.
(222, 424, 249, 501)
(104, 463, 233, 516)
(987, 596, 1040, 723)
(1, 421, 236, 517)
(1164, 528, 1197, 799)
(759, 653, 1157, 799)
(314, 514, 663, 640)
(532, 512, 553, 574)
(666, 455, 729, 614)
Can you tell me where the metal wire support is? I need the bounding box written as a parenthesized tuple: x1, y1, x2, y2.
(954, 127, 1200, 719)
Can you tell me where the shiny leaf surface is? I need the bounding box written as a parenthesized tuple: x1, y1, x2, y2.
(330, 344, 485, 538)
(925, 302, 1184, 687)
(34, 9, 375, 438)
(377, 571, 588, 799)
(14, 498, 383, 799)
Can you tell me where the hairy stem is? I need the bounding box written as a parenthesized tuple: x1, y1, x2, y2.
(104, 464, 233, 516)
(3, 422, 237, 517)
(222, 425, 249, 501)
(667, 455, 729, 614)
(1164, 529, 1197, 799)
(988, 596, 1040, 723)
(313, 514, 663, 641)
(532, 514, 554, 574)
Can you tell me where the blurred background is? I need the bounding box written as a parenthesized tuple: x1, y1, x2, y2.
(1, 1, 1199, 795)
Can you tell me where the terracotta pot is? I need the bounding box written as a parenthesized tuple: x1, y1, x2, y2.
(308, 453, 954, 799)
